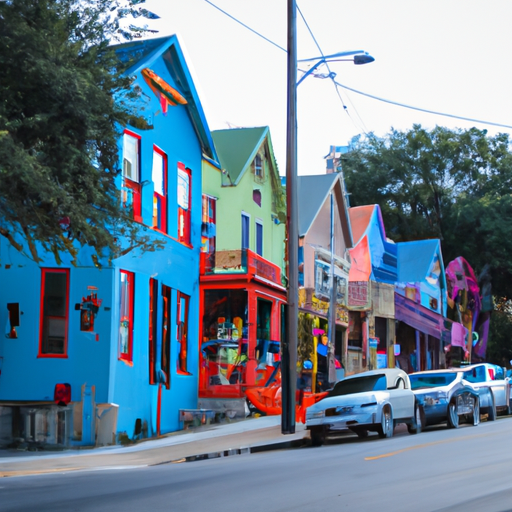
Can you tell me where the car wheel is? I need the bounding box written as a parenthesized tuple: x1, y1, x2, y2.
(408, 403, 424, 435)
(487, 393, 497, 421)
(447, 401, 459, 428)
(471, 398, 480, 426)
(378, 407, 393, 438)
(310, 427, 325, 447)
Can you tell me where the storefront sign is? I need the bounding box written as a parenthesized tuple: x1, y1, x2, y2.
(348, 281, 371, 310)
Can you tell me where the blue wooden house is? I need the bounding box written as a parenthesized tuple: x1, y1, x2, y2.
(0, 36, 218, 447)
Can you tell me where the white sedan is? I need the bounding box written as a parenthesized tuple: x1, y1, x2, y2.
(306, 368, 421, 446)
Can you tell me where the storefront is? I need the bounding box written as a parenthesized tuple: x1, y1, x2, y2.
(198, 249, 286, 400)
(394, 293, 443, 373)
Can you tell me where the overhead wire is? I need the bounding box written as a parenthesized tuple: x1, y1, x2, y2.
(296, 3, 368, 134)
(202, 0, 512, 132)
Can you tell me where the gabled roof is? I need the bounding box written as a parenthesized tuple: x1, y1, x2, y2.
(211, 127, 268, 185)
(348, 204, 397, 283)
(397, 239, 441, 283)
(298, 173, 341, 237)
(113, 35, 218, 162)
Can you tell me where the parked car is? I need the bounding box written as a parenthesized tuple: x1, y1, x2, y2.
(305, 368, 421, 446)
(459, 363, 511, 417)
(410, 370, 480, 428)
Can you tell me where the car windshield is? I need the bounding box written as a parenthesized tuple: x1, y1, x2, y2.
(328, 375, 387, 397)
(410, 373, 457, 390)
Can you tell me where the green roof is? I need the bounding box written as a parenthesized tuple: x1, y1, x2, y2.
(212, 127, 268, 184)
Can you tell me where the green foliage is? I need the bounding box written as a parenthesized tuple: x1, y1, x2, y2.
(486, 310, 512, 368)
(342, 125, 512, 298)
(0, 0, 162, 265)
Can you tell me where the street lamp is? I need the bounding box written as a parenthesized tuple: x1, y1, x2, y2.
(282, 0, 374, 435)
(297, 51, 375, 86)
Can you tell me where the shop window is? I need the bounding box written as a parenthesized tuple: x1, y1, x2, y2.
(149, 278, 158, 384)
(122, 131, 142, 222)
(177, 163, 191, 245)
(152, 147, 167, 232)
(119, 270, 134, 363)
(256, 220, 263, 256)
(241, 212, 250, 250)
(256, 298, 272, 365)
(39, 268, 70, 357)
(348, 311, 363, 349)
(177, 292, 190, 374)
(202, 289, 248, 386)
(161, 285, 171, 388)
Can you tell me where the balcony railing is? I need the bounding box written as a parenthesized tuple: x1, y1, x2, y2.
(201, 248, 281, 284)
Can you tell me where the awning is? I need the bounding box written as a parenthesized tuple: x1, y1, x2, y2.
(395, 293, 442, 338)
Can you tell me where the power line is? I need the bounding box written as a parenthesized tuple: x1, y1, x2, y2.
(203, 0, 286, 53)
(296, 4, 368, 134)
(333, 80, 512, 130)
(203, 0, 512, 132)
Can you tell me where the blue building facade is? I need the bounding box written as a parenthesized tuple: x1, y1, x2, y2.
(0, 36, 218, 447)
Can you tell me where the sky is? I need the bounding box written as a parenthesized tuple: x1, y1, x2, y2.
(141, 0, 512, 176)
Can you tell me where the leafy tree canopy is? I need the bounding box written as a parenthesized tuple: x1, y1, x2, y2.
(0, 0, 161, 266)
(342, 125, 512, 299)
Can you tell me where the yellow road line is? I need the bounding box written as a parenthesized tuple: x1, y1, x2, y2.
(365, 432, 489, 461)
(0, 467, 84, 478)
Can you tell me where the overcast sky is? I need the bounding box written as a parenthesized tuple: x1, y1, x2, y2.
(143, 0, 512, 175)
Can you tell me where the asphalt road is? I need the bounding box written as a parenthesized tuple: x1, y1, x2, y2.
(2, 418, 512, 512)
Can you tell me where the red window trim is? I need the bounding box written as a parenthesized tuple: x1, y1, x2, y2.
(177, 162, 192, 246)
(161, 285, 172, 388)
(119, 270, 134, 364)
(149, 278, 158, 384)
(153, 146, 168, 233)
(38, 268, 70, 358)
(176, 291, 191, 375)
(122, 130, 142, 222)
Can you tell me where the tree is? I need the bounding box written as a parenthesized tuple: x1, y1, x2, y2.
(0, 0, 161, 265)
(342, 125, 512, 299)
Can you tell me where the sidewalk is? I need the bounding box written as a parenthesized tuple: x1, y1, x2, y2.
(0, 416, 309, 477)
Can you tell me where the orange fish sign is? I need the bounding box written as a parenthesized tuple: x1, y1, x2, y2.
(141, 68, 187, 115)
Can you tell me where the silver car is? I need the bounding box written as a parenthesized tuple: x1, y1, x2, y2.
(410, 370, 480, 428)
(460, 363, 511, 417)
(306, 368, 421, 446)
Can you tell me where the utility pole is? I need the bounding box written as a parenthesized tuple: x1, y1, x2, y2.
(282, 0, 297, 434)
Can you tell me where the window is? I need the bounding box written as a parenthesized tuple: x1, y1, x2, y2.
(256, 220, 263, 256)
(201, 195, 217, 272)
(241, 213, 250, 250)
(152, 147, 167, 232)
(122, 131, 142, 222)
(177, 163, 191, 245)
(119, 270, 134, 363)
(254, 154, 263, 178)
(39, 269, 69, 357)
(149, 278, 158, 384)
(177, 292, 190, 374)
(161, 285, 171, 388)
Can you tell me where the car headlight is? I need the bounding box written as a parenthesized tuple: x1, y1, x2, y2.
(307, 410, 325, 419)
(424, 391, 448, 405)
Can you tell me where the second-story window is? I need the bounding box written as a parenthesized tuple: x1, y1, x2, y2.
(122, 131, 142, 222)
(178, 163, 191, 245)
(152, 147, 167, 232)
(201, 195, 217, 271)
(241, 212, 250, 250)
(256, 220, 263, 256)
